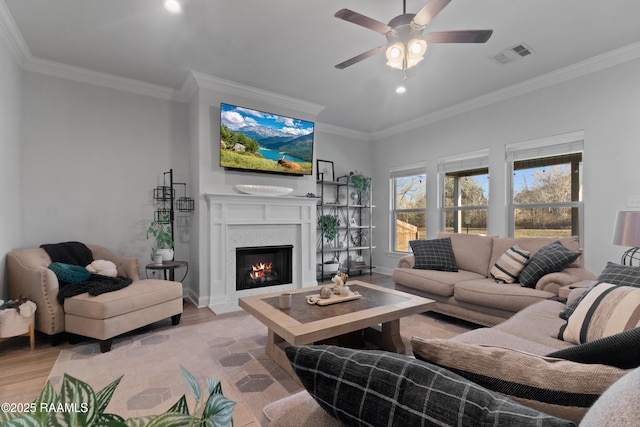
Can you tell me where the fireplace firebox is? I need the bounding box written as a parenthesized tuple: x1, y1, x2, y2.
(236, 245, 293, 290)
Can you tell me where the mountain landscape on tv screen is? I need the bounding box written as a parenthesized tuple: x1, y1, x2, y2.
(219, 104, 314, 175)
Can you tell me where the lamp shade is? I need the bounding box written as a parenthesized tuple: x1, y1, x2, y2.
(612, 211, 640, 247)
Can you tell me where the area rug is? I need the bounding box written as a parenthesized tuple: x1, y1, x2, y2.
(48, 311, 473, 425)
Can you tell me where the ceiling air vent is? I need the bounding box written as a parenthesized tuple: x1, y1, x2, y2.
(491, 43, 535, 64)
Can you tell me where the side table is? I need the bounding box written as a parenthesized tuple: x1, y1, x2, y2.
(145, 260, 188, 282)
(0, 301, 36, 351)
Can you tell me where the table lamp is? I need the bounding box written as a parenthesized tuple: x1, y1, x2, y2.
(612, 211, 640, 266)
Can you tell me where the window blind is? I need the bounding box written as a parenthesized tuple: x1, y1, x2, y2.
(506, 131, 584, 162)
(438, 148, 489, 173)
(390, 162, 427, 179)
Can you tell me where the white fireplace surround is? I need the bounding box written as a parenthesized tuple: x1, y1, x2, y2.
(205, 193, 318, 313)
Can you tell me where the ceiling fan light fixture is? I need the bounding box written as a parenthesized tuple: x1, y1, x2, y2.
(385, 42, 405, 69)
(406, 39, 427, 68)
(164, 0, 182, 14)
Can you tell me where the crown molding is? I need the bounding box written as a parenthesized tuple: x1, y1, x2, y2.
(372, 41, 640, 141)
(190, 71, 325, 117)
(22, 57, 183, 101)
(0, 0, 30, 65)
(315, 122, 372, 141)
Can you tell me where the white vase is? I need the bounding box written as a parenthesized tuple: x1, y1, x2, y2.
(156, 248, 174, 261)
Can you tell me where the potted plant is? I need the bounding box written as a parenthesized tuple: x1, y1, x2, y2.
(318, 214, 340, 243)
(349, 171, 370, 193)
(146, 215, 174, 261)
(0, 365, 236, 426)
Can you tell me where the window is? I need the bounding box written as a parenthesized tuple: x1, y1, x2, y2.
(507, 131, 584, 240)
(439, 150, 489, 235)
(390, 165, 426, 252)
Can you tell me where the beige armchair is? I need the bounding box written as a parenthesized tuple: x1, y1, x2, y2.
(7, 244, 183, 352)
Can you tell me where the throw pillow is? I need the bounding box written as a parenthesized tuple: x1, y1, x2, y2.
(560, 264, 640, 320)
(411, 337, 627, 423)
(285, 345, 575, 427)
(47, 262, 91, 284)
(85, 259, 118, 277)
(597, 262, 640, 287)
(518, 241, 581, 288)
(489, 245, 531, 283)
(557, 282, 640, 344)
(547, 327, 640, 369)
(409, 237, 458, 272)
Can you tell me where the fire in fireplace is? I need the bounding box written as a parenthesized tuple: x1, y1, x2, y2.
(236, 245, 293, 290)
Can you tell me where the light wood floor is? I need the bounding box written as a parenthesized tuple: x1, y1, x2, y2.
(0, 272, 394, 404)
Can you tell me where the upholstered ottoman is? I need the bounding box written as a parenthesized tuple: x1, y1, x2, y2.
(63, 279, 183, 352)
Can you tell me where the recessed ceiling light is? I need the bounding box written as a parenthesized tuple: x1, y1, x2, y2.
(164, 0, 182, 14)
(395, 85, 406, 94)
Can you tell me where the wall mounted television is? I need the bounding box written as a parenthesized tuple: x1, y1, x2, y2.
(219, 103, 314, 176)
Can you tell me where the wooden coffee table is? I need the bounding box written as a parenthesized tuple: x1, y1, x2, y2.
(238, 280, 434, 379)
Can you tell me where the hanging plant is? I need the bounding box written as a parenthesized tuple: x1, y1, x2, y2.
(318, 214, 340, 243)
(349, 171, 370, 193)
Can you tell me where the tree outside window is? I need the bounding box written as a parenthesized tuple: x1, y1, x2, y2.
(391, 172, 426, 252)
(444, 169, 489, 235)
(512, 153, 582, 238)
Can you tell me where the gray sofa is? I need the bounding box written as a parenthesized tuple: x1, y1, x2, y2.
(262, 286, 638, 426)
(392, 232, 597, 326)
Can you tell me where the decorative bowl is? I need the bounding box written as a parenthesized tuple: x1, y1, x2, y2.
(235, 185, 293, 197)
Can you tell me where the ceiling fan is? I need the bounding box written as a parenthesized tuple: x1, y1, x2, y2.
(334, 0, 492, 74)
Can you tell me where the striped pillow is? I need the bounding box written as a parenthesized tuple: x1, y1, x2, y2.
(411, 337, 627, 423)
(490, 245, 531, 283)
(558, 282, 640, 344)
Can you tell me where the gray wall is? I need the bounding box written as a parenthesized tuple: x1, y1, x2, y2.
(0, 33, 22, 300)
(372, 57, 640, 275)
(18, 71, 190, 275)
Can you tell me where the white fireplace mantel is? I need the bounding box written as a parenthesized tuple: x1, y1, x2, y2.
(205, 193, 318, 313)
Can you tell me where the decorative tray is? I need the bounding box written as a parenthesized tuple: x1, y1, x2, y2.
(306, 291, 361, 306)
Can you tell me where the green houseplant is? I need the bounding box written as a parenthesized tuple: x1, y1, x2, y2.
(146, 214, 174, 261)
(318, 214, 340, 243)
(349, 171, 370, 193)
(0, 365, 236, 427)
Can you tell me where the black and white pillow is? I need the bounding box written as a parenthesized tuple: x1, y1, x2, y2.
(597, 262, 640, 287)
(518, 241, 581, 288)
(561, 263, 640, 320)
(285, 345, 575, 427)
(557, 283, 640, 344)
(409, 237, 458, 272)
(490, 245, 531, 283)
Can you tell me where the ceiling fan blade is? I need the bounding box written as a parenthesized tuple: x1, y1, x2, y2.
(335, 45, 387, 69)
(424, 30, 493, 44)
(413, 0, 452, 27)
(334, 9, 393, 35)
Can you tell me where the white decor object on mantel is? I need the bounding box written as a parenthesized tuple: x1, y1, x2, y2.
(235, 184, 293, 197)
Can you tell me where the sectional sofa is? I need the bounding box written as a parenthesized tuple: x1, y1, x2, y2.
(263, 276, 640, 426)
(392, 232, 597, 326)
